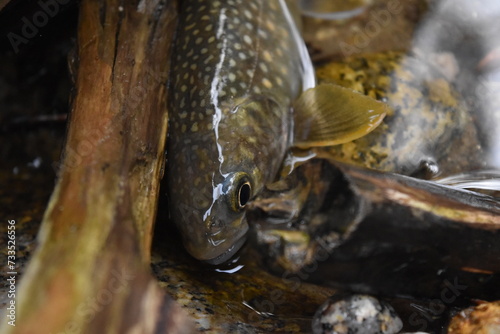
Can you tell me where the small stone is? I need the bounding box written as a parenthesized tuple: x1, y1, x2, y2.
(448, 300, 500, 334)
(312, 294, 403, 334)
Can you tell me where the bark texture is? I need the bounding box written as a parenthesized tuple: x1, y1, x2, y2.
(1, 1, 195, 333)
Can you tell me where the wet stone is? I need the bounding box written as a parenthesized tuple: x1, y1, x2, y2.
(312, 294, 403, 334)
(447, 300, 500, 334)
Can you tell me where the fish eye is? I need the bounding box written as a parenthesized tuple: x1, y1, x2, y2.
(230, 173, 252, 211)
(238, 182, 251, 208)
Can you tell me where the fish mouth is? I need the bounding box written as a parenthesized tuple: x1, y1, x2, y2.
(202, 235, 247, 265)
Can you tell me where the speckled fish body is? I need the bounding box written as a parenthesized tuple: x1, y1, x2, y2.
(168, 0, 314, 263)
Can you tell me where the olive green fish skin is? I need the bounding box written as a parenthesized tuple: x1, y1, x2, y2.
(168, 0, 308, 263)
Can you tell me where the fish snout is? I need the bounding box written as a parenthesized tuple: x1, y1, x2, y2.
(208, 217, 225, 240)
(186, 214, 249, 265)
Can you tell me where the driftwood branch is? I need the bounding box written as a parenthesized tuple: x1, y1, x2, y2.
(2, 0, 195, 333)
(251, 159, 500, 300)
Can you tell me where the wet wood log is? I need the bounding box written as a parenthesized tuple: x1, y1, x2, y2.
(0, 0, 11, 12)
(312, 161, 500, 299)
(251, 159, 500, 301)
(1, 0, 195, 333)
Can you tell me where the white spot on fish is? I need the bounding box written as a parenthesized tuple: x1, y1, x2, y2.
(204, 55, 214, 64)
(262, 78, 273, 88)
(262, 50, 272, 62)
(258, 29, 268, 39)
(243, 35, 252, 45)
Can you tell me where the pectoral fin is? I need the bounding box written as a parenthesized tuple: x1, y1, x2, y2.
(292, 84, 388, 149)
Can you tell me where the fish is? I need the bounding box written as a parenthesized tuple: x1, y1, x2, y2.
(167, 0, 387, 264)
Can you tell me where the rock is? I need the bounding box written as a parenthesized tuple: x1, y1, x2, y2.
(448, 300, 500, 334)
(312, 294, 403, 334)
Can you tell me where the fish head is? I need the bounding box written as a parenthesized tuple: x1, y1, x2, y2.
(169, 166, 255, 264)
(195, 170, 254, 264)
(168, 96, 289, 265)
(168, 126, 266, 264)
